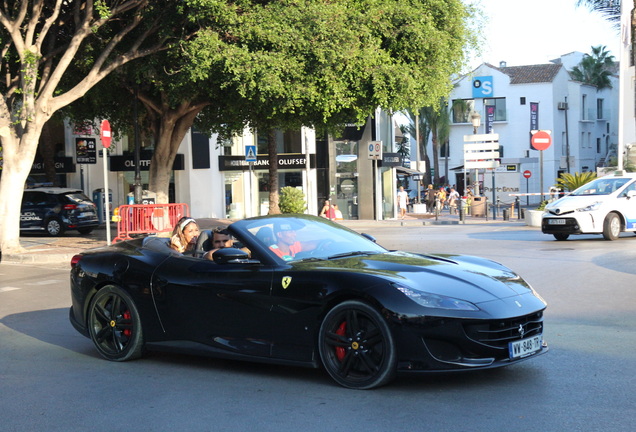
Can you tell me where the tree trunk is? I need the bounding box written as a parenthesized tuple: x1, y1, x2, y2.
(0, 129, 44, 254)
(267, 130, 281, 214)
(39, 122, 58, 186)
(145, 100, 206, 204)
(431, 132, 440, 185)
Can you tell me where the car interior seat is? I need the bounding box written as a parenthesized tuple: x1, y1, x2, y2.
(255, 226, 274, 246)
(195, 229, 213, 257)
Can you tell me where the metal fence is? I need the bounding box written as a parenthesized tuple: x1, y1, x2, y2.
(112, 203, 189, 243)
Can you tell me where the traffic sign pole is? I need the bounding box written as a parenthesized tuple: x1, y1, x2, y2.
(531, 130, 552, 204)
(100, 120, 112, 245)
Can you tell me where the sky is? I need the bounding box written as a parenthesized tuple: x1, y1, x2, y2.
(469, 0, 621, 68)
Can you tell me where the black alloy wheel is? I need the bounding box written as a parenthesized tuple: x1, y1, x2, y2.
(87, 285, 144, 361)
(319, 300, 396, 389)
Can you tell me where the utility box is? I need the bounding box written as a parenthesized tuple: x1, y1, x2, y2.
(92, 188, 112, 224)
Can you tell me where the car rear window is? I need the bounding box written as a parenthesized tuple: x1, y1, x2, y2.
(64, 192, 92, 204)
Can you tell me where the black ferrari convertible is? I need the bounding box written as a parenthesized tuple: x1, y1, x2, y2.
(69, 214, 547, 389)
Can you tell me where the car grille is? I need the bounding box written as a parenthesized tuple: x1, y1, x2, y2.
(463, 312, 543, 349)
(542, 217, 579, 233)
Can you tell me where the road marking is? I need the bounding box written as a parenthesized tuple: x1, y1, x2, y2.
(0, 287, 21, 293)
(25, 280, 62, 286)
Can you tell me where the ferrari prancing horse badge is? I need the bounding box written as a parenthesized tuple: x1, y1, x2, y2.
(282, 276, 292, 289)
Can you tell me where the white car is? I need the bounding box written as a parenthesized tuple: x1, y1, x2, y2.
(541, 172, 636, 241)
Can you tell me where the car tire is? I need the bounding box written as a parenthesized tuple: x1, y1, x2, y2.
(602, 213, 621, 240)
(45, 218, 64, 236)
(78, 227, 94, 235)
(553, 233, 569, 241)
(87, 285, 144, 362)
(318, 300, 397, 389)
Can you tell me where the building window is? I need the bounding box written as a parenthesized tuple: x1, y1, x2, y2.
(520, 97, 526, 105)
(440, 140, 449, 158)
(597, 138, 601, 153)
(484, 98, 506, 121)
(451, 99, 475, 123)
(582, 94, 588, 120)
(597, 99, 604, 119)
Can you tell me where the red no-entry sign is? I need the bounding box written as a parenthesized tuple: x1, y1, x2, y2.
(523, 170, 532, 179)
(531, 130, 551, 151)
(100, 120, 112, 149)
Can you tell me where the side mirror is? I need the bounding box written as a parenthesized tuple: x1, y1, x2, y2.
(212, 247, 258, 264)
(361, 233, 377, 243)
(627, 190, 636, 199)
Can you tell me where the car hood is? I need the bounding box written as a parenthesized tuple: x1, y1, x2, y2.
(297, 251, 537, 305)
(545, 195, 603, 213)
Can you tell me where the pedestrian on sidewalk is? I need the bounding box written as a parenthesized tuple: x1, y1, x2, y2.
(397, 186, 409, 219)
(425, 184, 436, 213)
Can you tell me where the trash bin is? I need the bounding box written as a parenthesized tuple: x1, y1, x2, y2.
(470, 196, 486, 217)
(92, 188, 112, 224)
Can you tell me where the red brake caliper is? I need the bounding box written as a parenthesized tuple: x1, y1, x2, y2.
(335, 321, 347, 361)
(122, 310, 132, 337)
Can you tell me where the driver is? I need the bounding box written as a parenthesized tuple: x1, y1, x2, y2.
(269, 222, 302, 261)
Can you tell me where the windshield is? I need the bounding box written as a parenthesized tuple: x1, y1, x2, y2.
(233, 215, 387, 262)
(570, 177, 630, 196)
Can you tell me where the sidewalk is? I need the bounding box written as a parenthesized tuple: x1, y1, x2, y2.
(1, 212, 528, 265)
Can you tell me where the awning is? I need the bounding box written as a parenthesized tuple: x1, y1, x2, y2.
(395, 166, 424, 176)
(450, 165, 464, 171)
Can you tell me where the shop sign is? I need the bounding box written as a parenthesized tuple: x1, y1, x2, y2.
(76, 138, 97, 164)
(30, 157, 76, 174)
(380, 152, 401, 167)
(219, 154, 316, 171)
(109, 153, 185, 171)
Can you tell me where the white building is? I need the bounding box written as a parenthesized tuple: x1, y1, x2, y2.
(442, 53, 618, 207)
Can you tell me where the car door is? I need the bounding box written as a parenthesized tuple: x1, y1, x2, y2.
(619, 180, 636, 230)
(151, 254, 275, 358)
(20, 191, 47, 230)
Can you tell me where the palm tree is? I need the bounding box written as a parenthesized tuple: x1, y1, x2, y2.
(569, 45, 616, 90)
(421, 98, 452, 186)
(402, 108, 432, 185)
(576, 1, 621, 29)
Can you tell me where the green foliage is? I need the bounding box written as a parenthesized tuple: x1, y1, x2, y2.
(536, 200, 548, 211)
(279, 186, 307, 214)
(555, 171, 598, 191)
(569, 45, 616, 90)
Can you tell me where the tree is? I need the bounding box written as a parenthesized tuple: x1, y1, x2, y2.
(0, 0, 183, 255)
(555, 171, 597, 191)
(183, 0, 477, 214)
(420, 98, 451, 186)
(569, 45, 616, 90)
(402, 109, 433, 186)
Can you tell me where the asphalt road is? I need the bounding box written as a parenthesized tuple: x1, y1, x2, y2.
(1, 224, 634, 432)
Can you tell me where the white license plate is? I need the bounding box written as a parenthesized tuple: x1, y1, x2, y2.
(509, 335, 542, 359)
(548, 219, 566, 225)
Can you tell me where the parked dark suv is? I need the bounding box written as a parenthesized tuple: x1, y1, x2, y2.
(20, 188, 99, 236)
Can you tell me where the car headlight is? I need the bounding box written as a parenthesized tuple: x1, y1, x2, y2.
(394, 284, 480, 311)
(576, 201, 602, 212)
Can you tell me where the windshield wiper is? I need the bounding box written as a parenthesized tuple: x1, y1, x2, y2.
(327, 251, 378, 260)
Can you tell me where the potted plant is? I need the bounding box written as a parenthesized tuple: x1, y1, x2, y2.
(525, 200, 547, 227)
(279, 186, 307, 214)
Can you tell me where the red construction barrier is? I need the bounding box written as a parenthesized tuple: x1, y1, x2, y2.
(112, 203, 190, 243)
